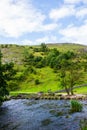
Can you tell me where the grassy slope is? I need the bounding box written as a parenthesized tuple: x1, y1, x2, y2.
(0, 43, 87, 94)
(18, 67, 60, 92)
(47, 43, 85, 52)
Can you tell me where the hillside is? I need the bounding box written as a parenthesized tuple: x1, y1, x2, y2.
(0, 43, 87, 95)
(0, 43, 86, 63)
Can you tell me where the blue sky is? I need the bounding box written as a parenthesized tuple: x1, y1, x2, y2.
(0, 0, 87, 45)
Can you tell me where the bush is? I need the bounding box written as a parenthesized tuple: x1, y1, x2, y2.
(70, 100, 83, 113)
(33, 47, 40, 52)
(35, 79, 40, 85)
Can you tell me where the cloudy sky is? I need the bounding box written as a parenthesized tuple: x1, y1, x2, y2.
(0, 0, 87, 45)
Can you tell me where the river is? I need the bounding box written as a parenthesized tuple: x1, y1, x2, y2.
(0, 99, 87, 130)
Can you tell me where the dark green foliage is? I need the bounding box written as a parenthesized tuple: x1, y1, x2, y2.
(34, 56, 42, 62)
(24, 53, 34, 66)
(40, 58, 47, 67)
(23, 48, 34, 66)
(0, 44, 5, 48)
(0, 51, 9, 97)
(4, 44, 8, 48)
(35, 57, 47, 68)
(33, 47, 40, 52)
(70, 100, 83, 113)
(46, 50, 74, 70)
(46, 48, 60, 68)
(2, 62, 16, 80)
(0, 50, 16, 105)
(27, 66, 36, 74)
(29, 46, 33, 49)
(40, 43, 49, 52)
(59, 60, 83, 95)
(35, 79, 40, 85)
(82, 61, 87, 72)
(34, 56, 43, 68)
(61, 51, 75, 60)
(23, 48, 46, 68)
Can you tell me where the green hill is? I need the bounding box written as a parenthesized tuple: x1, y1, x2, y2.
(0, 43, 87, 95)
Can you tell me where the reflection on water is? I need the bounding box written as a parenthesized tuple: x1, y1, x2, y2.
(0, 99, 87, 130)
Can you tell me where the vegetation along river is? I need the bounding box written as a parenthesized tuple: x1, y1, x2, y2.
(0, 99, 87, 130)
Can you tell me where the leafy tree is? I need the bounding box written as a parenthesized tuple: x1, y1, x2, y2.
(40, 43, 49, 52)
(62, 51, 75, 60)
(46, 48, 60, 66)
(59, 60, 83, 95)
(0, 51, 16, 105)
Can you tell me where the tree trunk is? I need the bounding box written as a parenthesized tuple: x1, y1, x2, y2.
(70, 86, 74, 95)
(65, 86, 70, 95)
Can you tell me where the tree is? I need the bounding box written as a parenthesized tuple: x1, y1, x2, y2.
(40, 43, 49, 52)
(59, 60, 83, 95)
(23, 51, 34, 66)
(46, 48, 60, 67)
(0, 51, 16, 105)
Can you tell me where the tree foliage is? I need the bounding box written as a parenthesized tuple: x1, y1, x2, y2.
(0, 51, 16, 105)
(59, 60, 83, 95)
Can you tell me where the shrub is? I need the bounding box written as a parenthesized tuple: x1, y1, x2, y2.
(4, 44, 8, 48)
(33, 47, 40, 52)
(35, 79, 40, 85)
(26, 66, 36, 74)
(70, 100, 83, 113)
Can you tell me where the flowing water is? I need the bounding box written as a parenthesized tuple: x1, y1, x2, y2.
(0, 99, 87, 130)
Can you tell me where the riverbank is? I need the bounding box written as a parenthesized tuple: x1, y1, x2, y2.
(6, 93, 87, 100)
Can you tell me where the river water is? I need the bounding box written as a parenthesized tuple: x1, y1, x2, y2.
(0, 99, 87, 130)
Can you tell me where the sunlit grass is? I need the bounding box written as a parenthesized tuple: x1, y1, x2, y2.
(75, 86, 87, 94)
(17, 67, 60, 93)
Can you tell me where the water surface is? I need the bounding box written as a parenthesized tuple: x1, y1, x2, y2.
(0, 99, 87, 130)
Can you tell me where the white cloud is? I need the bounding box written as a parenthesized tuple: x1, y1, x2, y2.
(64, 0, 87, 4)
(59, 23, 87, 44)
(0, 0, 57, 38)
(22, 35, 57, 45)
(35, 35, 57, 44)
(76, 8, 87, 18)
(49, 6, 75, 21)
(49, 3, 87, 22)
(40, 23, 58, 31)
(64, 0, 81, 4)
(21, 39, 34, 45)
